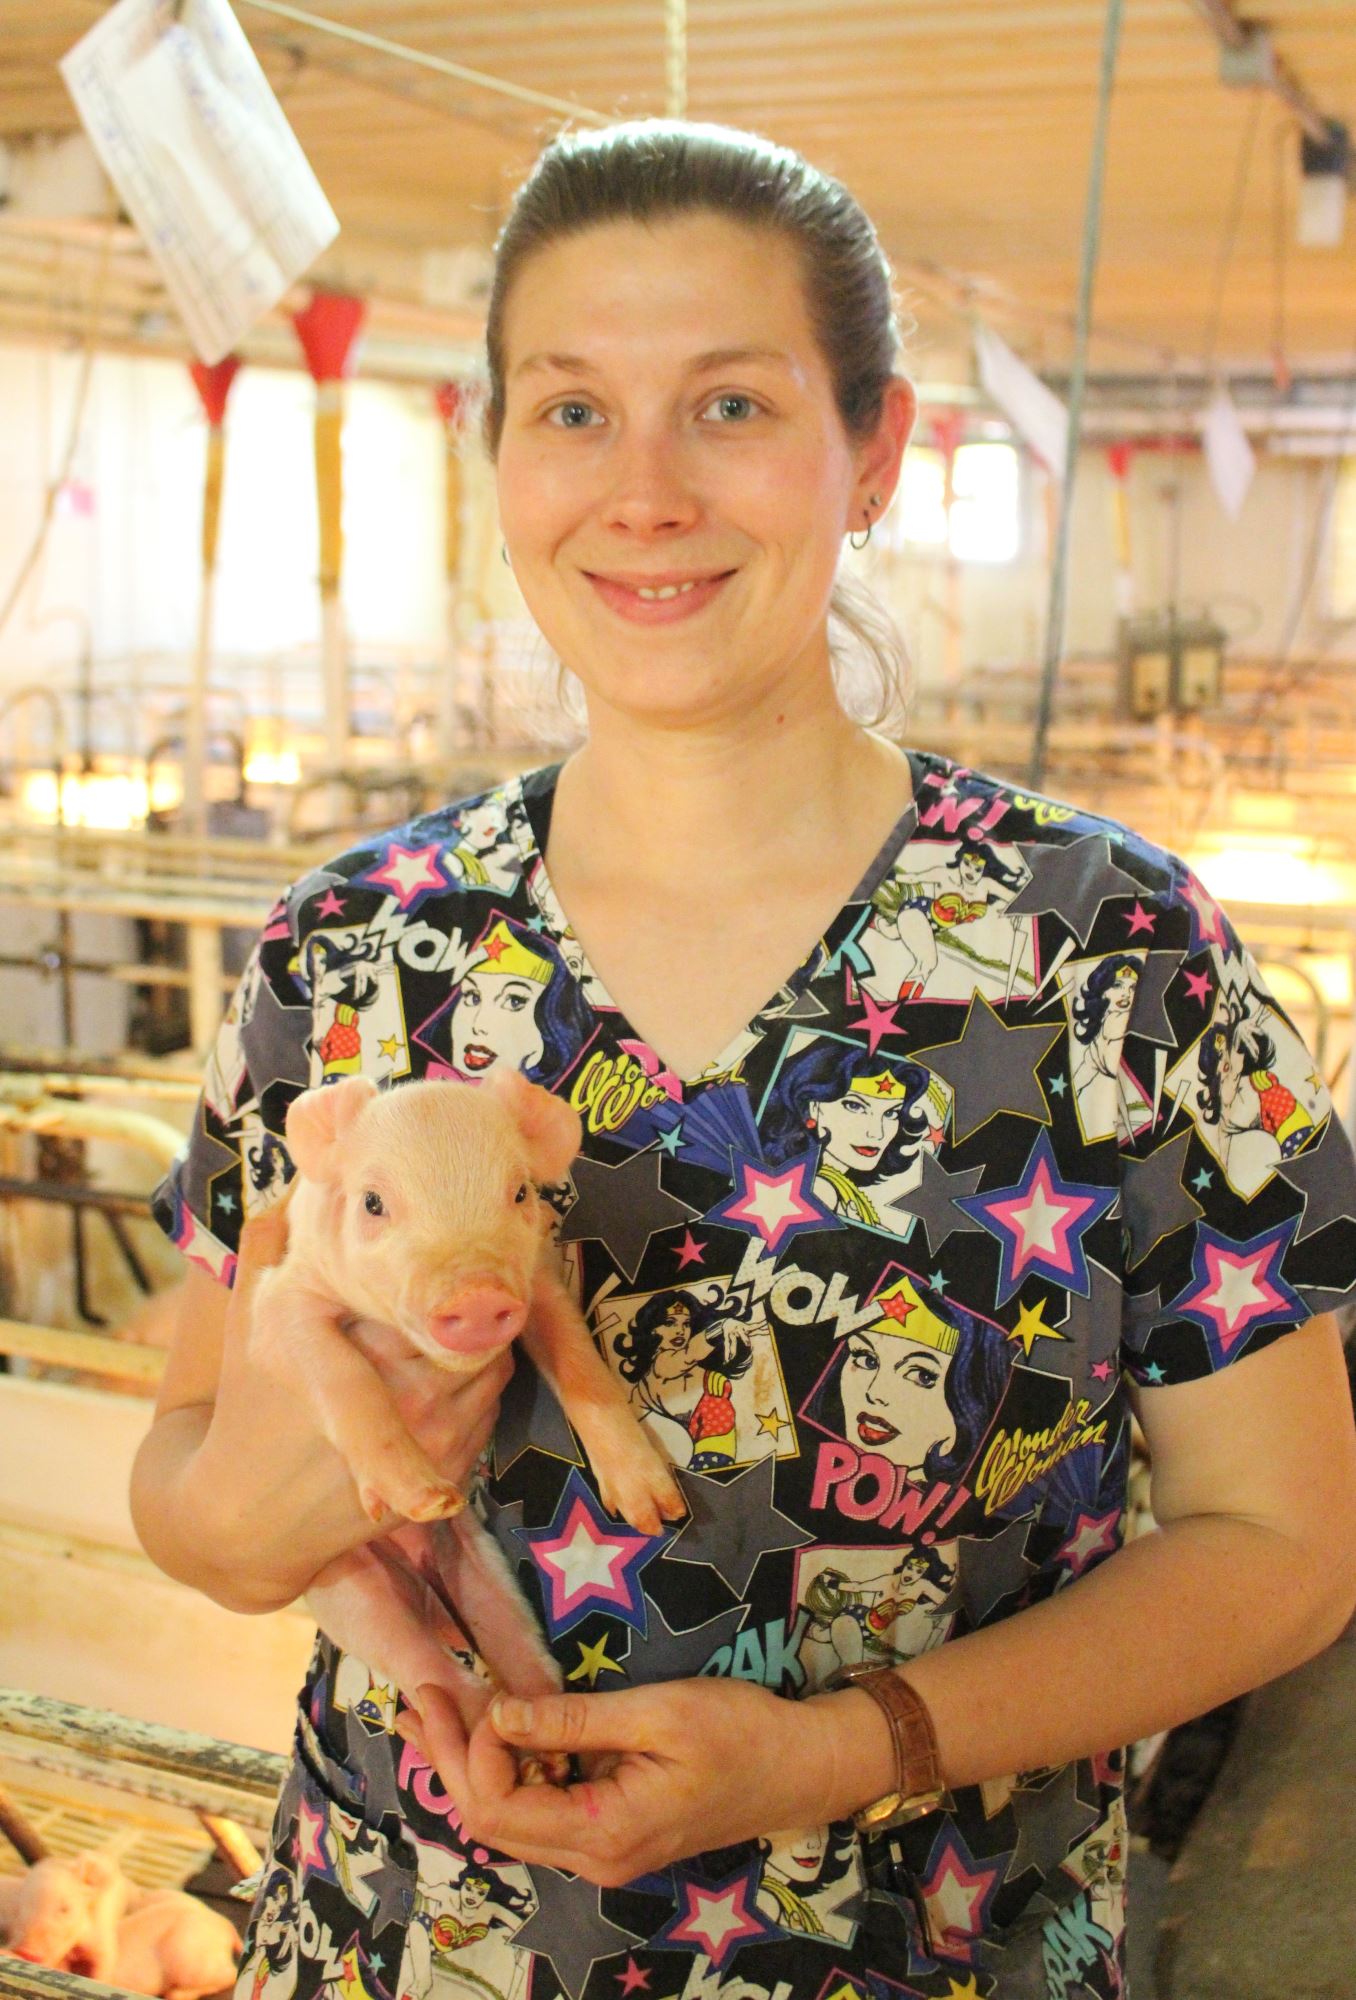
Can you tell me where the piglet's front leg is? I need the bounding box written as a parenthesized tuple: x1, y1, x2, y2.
(522, 1275, 686, 1536)
(304, 1532, 485, 1728)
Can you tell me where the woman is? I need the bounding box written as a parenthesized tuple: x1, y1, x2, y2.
(761, 1037, 942, 1232)
(612, 1285, 755, 1470)
(136, 119, 1356, 2000)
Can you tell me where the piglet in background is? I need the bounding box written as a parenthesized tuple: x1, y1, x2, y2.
(251, 1069, 685, 1758)
(0, 1854, 240, 2000)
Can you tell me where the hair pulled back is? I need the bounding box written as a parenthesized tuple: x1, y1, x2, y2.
(480, 117, 913, 731)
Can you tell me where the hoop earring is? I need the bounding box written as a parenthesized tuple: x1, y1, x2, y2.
(847, 492, 882, 553)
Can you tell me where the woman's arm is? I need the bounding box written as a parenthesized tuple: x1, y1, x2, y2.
(408, 1313, 1356, 1883)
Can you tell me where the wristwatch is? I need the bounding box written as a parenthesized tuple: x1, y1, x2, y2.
(825, 1662, 947, 1832)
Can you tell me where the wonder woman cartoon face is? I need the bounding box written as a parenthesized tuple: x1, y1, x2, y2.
(450, 972, 546, 1076)
(839, 1325, 958, 1471)
(809, 1085, 907, 1175)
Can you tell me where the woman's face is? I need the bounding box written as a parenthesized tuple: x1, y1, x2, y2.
(495, 212, 913, 731)
(1104, 963, 1138, 1039)
(451, 971, 545, 1076)
(840, 1327, 957, 1470)
(764, 1822, 827, 1882)
(811, 1087, 903, 1175)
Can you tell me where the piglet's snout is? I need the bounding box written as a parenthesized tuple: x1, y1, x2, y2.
(426, 1284, 526, 1355)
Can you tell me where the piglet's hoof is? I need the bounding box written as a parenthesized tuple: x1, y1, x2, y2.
(518, 1750, 570, 1787)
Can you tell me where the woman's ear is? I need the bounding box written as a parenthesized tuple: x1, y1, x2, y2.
(285, 1075, 378, 1180)
(487, 1068, 582, 1182)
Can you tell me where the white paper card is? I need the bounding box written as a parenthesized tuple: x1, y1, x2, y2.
(61, 0, 339, 364)
(975, 323, 1070, 480)
(1203, 386, 1256, 520)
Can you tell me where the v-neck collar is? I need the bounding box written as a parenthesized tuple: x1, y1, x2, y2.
(512, 748, 936, 1089)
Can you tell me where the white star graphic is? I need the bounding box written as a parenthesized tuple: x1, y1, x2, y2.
(683, 1888, 746, 1956)
(1008, 1177, 1074, 1257)
(368, 843, 444, 905)
(1202, 1251, 1271, 1333)
(539, 1519, 631, 1598)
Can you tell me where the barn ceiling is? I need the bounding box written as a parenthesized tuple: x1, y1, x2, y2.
(2, 0, 1354, 386)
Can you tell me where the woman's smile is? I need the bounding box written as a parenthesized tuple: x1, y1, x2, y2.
(855, 1411, 900, 1447)
(585, 568, 738, 624)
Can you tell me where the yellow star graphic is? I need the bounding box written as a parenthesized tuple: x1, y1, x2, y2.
(1306, 1070, 1322, 1093)
(566, 1632, 626, 1687)
(1007, 1296, 1066, 1359)
(944, 1977, 984, 2000)
(756, 1408, 788, 1439)
(378, 1034, 403, 1060)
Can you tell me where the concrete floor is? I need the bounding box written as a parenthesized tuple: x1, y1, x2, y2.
(1135, 1613, 1356, 1998)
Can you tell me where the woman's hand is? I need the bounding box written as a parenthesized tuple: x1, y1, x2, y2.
(398, 1677, 889, 1886)
(155, 1197, 513, 1611)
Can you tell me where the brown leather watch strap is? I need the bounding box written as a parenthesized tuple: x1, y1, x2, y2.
(826, 1663, 946, 1827)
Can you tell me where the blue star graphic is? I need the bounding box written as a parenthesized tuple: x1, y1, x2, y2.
(1167, 1216, 1303, 1369)
(929, 1270, 948, 1295)
(514, 1467, 667, 1640)
(657, 1122, 684, 1156)
(1143, 1361, 1165, 1384)
(1048, 1072, 1068, 1098)
(527, 913, 549, 931)
(216, 1189, 236, 1213)
(956, 1126, 1117, 1306)
(1191, 1167, 1213, 1191)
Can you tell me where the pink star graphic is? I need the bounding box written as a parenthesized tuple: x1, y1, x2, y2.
(1183, 968, 1212, 1005)
(174, 1207, 236, 1286)
(295, 1794, 328, 1872)
(315, 888, 346, 919)
(1124, 902, 1156, 937)
(616, 1959, 651, 1995)
(531, 1495, 654, 1626)
(1090, 1359, 1113, 1381)
(261, 896, 291, 940)
(720, 1160, 827, 1254)
(983, 1154, 1105, 1288)
(917, 1826, 1003, 1961)
(665, 1876, 768, 1969)
(1177, 1237, 1290, 1355)
(849, 990, 905, 1056)
(672, 1228, 706, 1270)
(364, 841, 446, 909)
(1058, 1507, 1121, 1577)
(1181, 871, 1228, 951)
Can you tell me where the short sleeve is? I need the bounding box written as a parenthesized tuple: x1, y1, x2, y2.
(1118, 861, 1356, 1387)
(149, 888, 314, 1289)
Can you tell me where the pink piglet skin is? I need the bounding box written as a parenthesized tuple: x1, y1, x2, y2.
(248, 1067, 686, 1757)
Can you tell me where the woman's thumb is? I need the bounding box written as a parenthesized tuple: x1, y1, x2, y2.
(489, 1691, 642, 1751)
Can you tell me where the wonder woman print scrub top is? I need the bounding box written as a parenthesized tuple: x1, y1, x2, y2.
(152, 746, 1356, 2000)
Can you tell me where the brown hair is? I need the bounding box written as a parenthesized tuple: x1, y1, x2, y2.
(479, 116, 913, 732)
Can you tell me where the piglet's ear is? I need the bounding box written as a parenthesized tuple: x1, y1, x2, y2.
(285, 1076, 378, 1180)
(487, 1068, 582, 1182)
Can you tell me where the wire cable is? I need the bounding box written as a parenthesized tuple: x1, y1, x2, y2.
(1027, 0, 1125, 791)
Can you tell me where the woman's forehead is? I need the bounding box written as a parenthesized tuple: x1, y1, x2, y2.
(504, 215, 817, 375)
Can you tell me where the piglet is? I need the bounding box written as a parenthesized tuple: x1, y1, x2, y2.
(113, 1891, 242, 2000)
(0, 1851, 130, 1981)
(250, 1068, 685, 1754)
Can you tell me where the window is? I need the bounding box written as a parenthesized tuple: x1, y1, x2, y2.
(883, 439, 1021, 563)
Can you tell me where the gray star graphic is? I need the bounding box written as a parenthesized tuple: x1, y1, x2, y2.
(1003, 1765, 1101, 1885)
(1295, 1280, 1356, 1318)
(1126, 949, 1183, 1047)
(558, 1147, 700, 1283)
(343, 1719, 404, 1829)
(492, 1352, 583, 1478)
(359, 1833, 414, 1935)
(180, 1123, 242, 1221)
(286, 864, 352, 932)
(958, 1514, 1038, 1624)
(1056, 1256, 1127, 1404)
(1120, 1283, 1163, 1362)
(625, 1599, 749, 1681)
(1004, 837, 1148, 946)
(1120, 1130, 1203, 1271)
(477, 1491, 526, 1574)
(662, 1457, 813, 1597)
(240, 964, 315, 1097)
(513, 1866, 645, 2000)
(1279, 1113, 1356, 1245)
(911, 996, 1062, 1144)
(904, 1148, 988, 1257)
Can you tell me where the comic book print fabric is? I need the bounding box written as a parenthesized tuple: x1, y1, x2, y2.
(152, 746, 1356, 2000)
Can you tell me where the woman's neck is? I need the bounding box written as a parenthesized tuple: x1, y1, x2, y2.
(550, 678, 911, 892)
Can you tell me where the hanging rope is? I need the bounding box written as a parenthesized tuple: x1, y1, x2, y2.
(1027, 0, 1125, 791)
(665, 0, 688, 120)
(1201, 89, 1263, 377)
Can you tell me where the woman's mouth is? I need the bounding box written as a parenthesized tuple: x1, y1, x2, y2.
(586, 570, 736, 624)
(856, 1413, 900, 1447)
(852, 1144, 881, 1159)
(462, 1043, 497, 1071)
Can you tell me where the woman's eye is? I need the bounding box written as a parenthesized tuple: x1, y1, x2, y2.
(846, 1347, 875, 1371)
(515, 1183, 529, 1204)
(364, 1190, 385, 1216)
(547, 400, 598, 428)
(905, 1365, 939, 1390)
(701, 392, 758, 423)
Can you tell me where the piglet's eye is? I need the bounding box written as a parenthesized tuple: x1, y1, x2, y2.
(515, 1183, 529, 1204)
(364, 1190, 385, 1216)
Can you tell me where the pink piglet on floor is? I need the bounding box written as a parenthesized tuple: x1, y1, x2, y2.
(250, 1068, 686, 1764)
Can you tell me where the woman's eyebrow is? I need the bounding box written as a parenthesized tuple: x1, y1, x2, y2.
(512, 345, 793, 380)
